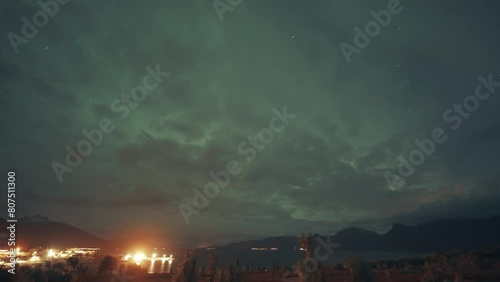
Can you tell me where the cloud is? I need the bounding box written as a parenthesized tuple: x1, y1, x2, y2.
(2, 0, 500, 246)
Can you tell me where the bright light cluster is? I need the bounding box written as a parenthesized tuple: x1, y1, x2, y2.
(47, 249, 56, 257)
(133, 252, 147, 265)
(0, 247, 100, 265)
(47, 249, 70, 258)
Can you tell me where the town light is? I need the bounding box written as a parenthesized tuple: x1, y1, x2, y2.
(133, 252, 146, 265)
(48, 249, 55, 258)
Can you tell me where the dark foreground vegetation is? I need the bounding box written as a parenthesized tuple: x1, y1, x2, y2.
(2, 239, 500, 281)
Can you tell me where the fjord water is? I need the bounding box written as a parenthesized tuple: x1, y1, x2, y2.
(186, 249, 426, 269)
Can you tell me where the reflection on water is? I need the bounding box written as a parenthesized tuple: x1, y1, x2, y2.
(120, 252, 174, 274)
(120, 257, 173, 274)
(144, 258, 173, 273)
(192, 249, 427, 269)
(128, 250, 427, 273)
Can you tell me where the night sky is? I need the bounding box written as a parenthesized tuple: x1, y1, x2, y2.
(1, 0, 500, 248)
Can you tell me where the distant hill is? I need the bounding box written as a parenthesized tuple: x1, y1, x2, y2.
(223, 216, 500, 252)
(0, 215, 109, 249)
(379, 216, 500, 252)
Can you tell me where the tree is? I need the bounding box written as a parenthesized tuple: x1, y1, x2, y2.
(98, 256, 117, 274)
(126, 263, 147, 276)
(213, 267, 240, 282)
(298, 233, 330, 282)
(300, 233, 314, 259)
(67, 256, 80, 270)
(173, 251, 198, 282)
(207, 251, 219, 279)
(214, 267, 226, 282)
(344, 257, 373, 282)
(53, 262, 66, 272)
(28, 267, 45, 282)
(0, 267, 15, 282)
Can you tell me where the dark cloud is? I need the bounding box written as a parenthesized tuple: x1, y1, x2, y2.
(1, 0, 500, 246)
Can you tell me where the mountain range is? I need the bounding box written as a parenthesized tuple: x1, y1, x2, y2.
(225, 216, 500, 252)
(0, 215, 108, 249)
(2, 215, 500, 252)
